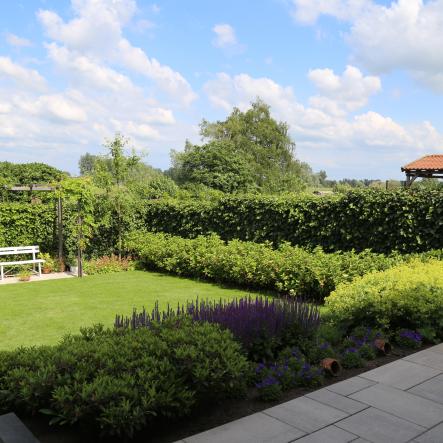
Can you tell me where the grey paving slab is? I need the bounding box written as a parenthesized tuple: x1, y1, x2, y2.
(182, 412, 305, 443)
(290, 425, 357, 443)
(264, 396, 348, 433)
(326, 376, 376, 397)
(413, 422, 443, 442)
(336, 407, 426, 443)
(361, 359, 440, 390)
(0, 413, 39, 443)
(404, 349, 443, 371)
(427, 343, 443, 354)
(350, 383, 443, 428)
(408, 373, 443, 405)
(306, 388, 368, 414)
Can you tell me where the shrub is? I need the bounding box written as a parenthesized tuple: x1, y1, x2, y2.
(0, 321, 249, 438)
(83, 255, 135, 275)
(326, 260, 443, 338)
(126, 231, 405, 300)
(341, 348, 364, 368)
(255, 347, 323, 401)
(396, 329, 423, 349)
(115, 297, 321, 361)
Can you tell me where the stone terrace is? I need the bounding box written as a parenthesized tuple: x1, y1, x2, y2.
(178, 344, 443, 443)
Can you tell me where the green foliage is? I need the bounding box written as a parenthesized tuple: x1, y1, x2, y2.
(170, 140, 255, 193)
(83, 255, 135, 275)
(326, 260, 443, 337)
(168, 100, 309, 193)
(0, 162, 66, 186)
(341, 349, 364, 369)
(0, 321, 249, 438)
(126, 231, 403, 300)
(141, 189, 443, 253)
(0, 203, 56, 251)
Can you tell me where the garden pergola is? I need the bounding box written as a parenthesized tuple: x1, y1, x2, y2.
(401, 154, 443, 187)
(5, 184, 84, 277)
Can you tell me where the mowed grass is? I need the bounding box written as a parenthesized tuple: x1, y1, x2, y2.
(0, 270, 265, 351)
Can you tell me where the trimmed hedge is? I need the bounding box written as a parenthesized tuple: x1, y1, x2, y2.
(3, 189, 443, 255)
(0, 203, 56, 251)
(126, 231, 406, 300)
(325, 260, 443, 337)
(142, 189, 443, 253)
(0, 321, 249, 438)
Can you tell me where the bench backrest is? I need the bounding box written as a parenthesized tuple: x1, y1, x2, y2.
(0, 246, 40, 256)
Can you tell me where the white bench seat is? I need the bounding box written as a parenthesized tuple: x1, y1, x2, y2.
(0, 259, 44, 266)
(0, 246, 45, 280)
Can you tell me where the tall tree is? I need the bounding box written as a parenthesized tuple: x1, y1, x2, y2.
(170, 99, 309, 193)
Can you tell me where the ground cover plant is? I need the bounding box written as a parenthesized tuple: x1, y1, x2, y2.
(126, 230, 442, 301)
(0, 271, 264, 350)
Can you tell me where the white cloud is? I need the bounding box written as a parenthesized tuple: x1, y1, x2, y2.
(46, 43, 139, 93)
(212, 24, 237, 48)
(291, 0, 370, 24)
(212, 23, 245, 54)
(203, 71, 443, 176)
(37, 0, 196, 104)
(292, 0, 443, 93)
(0, 57, 46, 90)
(5, 33, 33, 47)
(308, 65, 381, 113)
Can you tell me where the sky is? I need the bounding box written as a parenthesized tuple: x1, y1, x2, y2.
(0, 0, 442, 180)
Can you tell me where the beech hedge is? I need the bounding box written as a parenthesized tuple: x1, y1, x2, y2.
(3, 189, 443, 255)
(142, 189, 443, 253)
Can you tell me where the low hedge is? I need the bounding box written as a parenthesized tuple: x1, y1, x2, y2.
(325, 260, 443, 338)
(0, 321, 249, 438)
(126, 231, 408, 300)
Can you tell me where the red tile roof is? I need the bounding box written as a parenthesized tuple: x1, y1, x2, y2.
(402, 155, 443, 171)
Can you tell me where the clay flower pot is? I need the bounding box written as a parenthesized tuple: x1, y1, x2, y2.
(320, 358, 341, 376)
(18, 276, 31, 282)
(374, 339, 392, 355)
(42, 268, 52, 274)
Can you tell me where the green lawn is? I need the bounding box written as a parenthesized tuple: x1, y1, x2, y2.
(0, 271, 265, 351)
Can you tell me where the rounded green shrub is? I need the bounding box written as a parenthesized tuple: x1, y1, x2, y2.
(0, 321, 249, 438)
(325, 260, 443, 337)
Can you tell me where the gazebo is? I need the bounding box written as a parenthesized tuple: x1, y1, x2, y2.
(401, 154, 443, 187)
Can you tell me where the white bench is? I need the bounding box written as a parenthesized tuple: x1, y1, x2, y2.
(0, 246, 45, 280)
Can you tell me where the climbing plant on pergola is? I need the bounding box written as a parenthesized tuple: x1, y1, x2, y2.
(402, 155, 443, 187)
(5, 181, 93, 277)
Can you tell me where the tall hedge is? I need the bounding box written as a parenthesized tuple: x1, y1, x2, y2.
(142, 189, 443, 253)
(3, 189, 443, 255)
(0, 203, 56, 252)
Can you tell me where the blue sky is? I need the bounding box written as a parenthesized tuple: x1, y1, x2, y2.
(0, 0, 442, 180)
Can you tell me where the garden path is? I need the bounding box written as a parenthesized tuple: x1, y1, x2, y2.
(178, 344, 443, 443)
(0, 272, 74, 285)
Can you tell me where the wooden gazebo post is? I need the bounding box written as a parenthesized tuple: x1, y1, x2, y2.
(401, 155, 443, 188)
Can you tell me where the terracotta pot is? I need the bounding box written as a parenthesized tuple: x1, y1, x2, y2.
(320, 358, 341, 376)
(42, 268, 52, 274)
(374, 339, 392, 355)
(19, 276, 31, 282)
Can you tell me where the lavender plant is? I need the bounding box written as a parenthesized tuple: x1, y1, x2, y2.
(115, 297, 321, 360)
